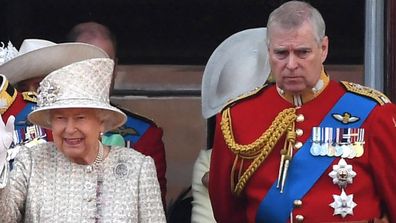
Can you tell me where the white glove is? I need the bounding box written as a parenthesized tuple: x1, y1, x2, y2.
(0, 115, 15, 177)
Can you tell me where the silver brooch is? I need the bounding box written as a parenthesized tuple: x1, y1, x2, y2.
(37, 80, 59, 107)
(114, 162, 129, 178)
(329, 189, 357, 218)
(328, 158, 356, 188)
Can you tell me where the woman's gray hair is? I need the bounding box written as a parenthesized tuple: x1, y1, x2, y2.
(94, 109, 113, 132)
(266, 1, 326, 45)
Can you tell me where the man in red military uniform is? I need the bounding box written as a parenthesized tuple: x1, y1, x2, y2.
(209, 1, 395, 222)
(0, 74, 52, 169)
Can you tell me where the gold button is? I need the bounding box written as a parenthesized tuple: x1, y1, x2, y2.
(293, 199, 303, 207)
(295, 214, 304, 222)
(296, 114, 305, 122)
(296, 129, 304, 137)
(294, 142, 303, 149)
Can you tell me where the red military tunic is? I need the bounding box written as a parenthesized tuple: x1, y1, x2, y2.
(209, 80, 396, 222)
(1, 75, 52, 142)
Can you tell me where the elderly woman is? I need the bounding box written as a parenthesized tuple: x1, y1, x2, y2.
(0, 58, 166, 222)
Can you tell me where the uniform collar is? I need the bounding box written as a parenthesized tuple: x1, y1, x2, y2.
(276, 69, 329, 106)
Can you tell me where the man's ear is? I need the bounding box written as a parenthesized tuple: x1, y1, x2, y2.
(320, 36, 329, 63)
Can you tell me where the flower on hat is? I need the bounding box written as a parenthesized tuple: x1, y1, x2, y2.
(0, 41, 18, 65)
(37, 79, 60, 107)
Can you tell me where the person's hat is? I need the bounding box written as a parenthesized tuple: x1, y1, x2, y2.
(0, 39, 109, 84)
(28, 58, 126, 132)
(201, 27, 271, 119)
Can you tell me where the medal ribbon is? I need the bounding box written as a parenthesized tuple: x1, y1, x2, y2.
(256, 92, 376, 222)
(12, 102, 48, 145)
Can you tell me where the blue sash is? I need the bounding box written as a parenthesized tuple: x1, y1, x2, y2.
(104, 115, 150, 146)
(256, 93, 376, 222)
(14, 102, 35, 130)
(122, 116, 150, 143)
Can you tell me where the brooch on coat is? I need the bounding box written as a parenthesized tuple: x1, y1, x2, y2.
(114, 161, 129, 178)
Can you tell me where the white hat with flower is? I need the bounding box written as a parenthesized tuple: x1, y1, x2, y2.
(28, 58, 126, 131)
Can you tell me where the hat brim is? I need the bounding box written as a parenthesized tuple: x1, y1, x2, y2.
(0, 42, 109, 84)
(201, 27, 270, 119)
(28, 100, 127, 132)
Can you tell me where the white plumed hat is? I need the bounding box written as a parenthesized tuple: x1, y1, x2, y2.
(201, 27, 271, 119)
(0, 39, 108, 84)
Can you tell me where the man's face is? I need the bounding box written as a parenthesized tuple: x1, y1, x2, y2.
(76, 36, 115, 60)
(76, 36, 117, 94)
(268, 21, 328, 94)
(16, 76, 45, 92)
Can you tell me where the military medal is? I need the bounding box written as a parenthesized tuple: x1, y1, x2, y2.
(327, 144, 336, 157)
(328, 127, 337, 156)
(353, 128, 365, 157)
(311, 127, 365, 160)
(334, 146, 343, 157)
(353, 142, 364, 157)
(329, 158, 356, 188)
(329, 189, 357, 218)
(310, 127, 321, 156)
(334, 128, 343, 156)
(347, 146, 356, 159)
(329, 158, 357, 218)
(320, 127, 332, 156)
(11, 124, 47, 151)
(341, 144, 350, 158)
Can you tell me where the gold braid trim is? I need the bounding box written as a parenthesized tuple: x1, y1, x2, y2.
(221, 107, 297, 195)
(22, 92, 37, 103)
(341, 81, 390, 105)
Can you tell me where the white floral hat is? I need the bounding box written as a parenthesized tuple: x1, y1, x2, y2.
(28, 58, 126, 131)
(0, 39, 109, 84)
(201, 27, 271, 118)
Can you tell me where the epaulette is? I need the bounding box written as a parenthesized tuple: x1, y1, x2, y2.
(22, 91, 37, 103)
(222, 83, 272, 111)
(0, 74, 17, 114)
(341, 81, 390, 105)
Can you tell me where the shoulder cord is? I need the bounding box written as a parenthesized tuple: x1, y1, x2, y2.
(221, 107, 297, 195)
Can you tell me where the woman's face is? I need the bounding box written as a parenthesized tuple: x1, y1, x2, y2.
(50, 108, 104, 164)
